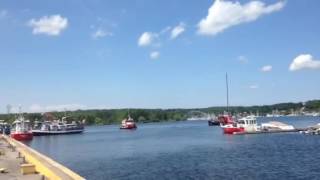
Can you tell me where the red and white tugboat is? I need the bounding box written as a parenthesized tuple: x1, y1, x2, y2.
(220, 115, 258, 134)
(120, 113, 137, 130)
(11, 110, 33, 141)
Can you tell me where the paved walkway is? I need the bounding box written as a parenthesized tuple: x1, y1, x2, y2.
(0, 138, 43, 180)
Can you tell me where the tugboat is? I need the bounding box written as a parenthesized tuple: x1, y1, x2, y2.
(120, 112, 137, 129)
(32, 116, 84, 136)
(10, 111, 33, 141)
(221, 115, 258, 134)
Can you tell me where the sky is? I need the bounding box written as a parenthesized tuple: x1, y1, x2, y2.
(0, 0, 320, 113)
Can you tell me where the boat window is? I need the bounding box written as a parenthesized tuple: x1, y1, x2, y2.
(239, 120, 245, 124)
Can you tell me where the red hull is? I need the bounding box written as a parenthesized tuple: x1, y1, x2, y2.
(120, 124, 137, 129)
(223, 127, 244, 134)
(11, 132, 33, 141)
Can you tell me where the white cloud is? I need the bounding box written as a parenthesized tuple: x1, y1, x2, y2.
(0, 10, 7, 18)
(160, 26, 171, 34)
(249, 84, 259, 89)
(261, 65, 272, 72)
(29, 104, 86, 112)
(238, 55, 248, 64)
(28, 15, 68, 36)
(138, 32, 158, 47)
(92, 29, 113, 39)
(150, 51, 160, 59)
(197, 0, 285, 36)
(171, 22, 185, 39)
(289, 54, 320, 71)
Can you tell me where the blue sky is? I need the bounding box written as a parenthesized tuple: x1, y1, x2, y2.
(0, 0, 320, 112)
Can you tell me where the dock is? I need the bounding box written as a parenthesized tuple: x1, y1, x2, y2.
(0, 135, 85, 180)
(233, 128, 308, 135)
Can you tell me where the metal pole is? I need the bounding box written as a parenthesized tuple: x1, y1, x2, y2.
(226, 73, 229, 115)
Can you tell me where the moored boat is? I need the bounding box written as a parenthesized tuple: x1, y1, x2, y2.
(32, 116, 84, 136)
(10, 114, 33, 141)
(0, 120, 10, 135)
(208, 119, 220, 126)
(261, 121, 294, 131)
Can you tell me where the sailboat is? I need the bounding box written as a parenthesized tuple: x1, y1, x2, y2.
(219, 74, 243, 134)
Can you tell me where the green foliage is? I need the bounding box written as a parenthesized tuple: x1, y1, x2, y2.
(305, 100, 320, 110)
(0, 100, 319, 125)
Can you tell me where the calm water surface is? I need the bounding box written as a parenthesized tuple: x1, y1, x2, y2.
(26, 116, 320, 180)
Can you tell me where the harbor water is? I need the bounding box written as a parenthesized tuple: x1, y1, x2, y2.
(25, 116, 320, 180)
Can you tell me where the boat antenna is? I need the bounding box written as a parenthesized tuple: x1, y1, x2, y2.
(18, 105, 22, 118)
(226, 73, 229, 115)
(64, 108, 67, 117)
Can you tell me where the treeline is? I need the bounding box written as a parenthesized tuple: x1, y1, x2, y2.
(1, 100, 319, 125)
(0, 109, 189, 125)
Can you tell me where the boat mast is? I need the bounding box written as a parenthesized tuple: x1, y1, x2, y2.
(18, 105, 23, 120)
(226, 73, 229, 115)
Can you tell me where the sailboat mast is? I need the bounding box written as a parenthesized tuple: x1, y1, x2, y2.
(226, 73, 229, 115)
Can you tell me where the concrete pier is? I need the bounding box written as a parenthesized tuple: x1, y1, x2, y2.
(0, 135, 85, 180)
(0, 137, 42, 179)
(233, 128, 307, 135)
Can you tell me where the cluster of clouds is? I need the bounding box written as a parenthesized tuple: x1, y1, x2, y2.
(240, 53, 320, 90)
(28, 15, 68, 36)
(27, 14, 113, 39)
(138, 22, 186, 59)
(260, 55, 320, 73)
(22, 1, 319, 77)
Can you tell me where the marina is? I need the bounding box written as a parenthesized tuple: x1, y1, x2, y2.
(20, 116, 320, 179)
(0, 92, 319, 179)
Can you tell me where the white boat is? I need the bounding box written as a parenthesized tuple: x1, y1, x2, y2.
(32, 117, 84, 136)
(261, 121, 295, 131)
